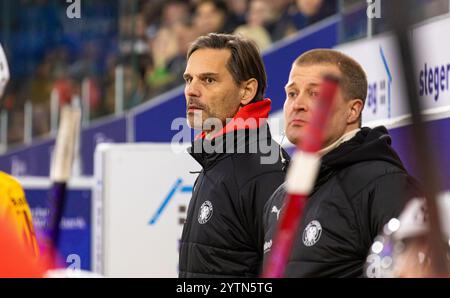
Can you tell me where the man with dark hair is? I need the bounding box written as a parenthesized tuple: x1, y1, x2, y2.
(263, 49, 421, 277)
(178, 33, 288, 277)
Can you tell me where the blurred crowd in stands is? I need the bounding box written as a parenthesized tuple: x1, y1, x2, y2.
(1, 0, 338, 145)
(120, 0, 337, 105)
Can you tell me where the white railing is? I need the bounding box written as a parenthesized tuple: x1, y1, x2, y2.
(24, 100, 32, 145)
(115, 65, 124, 116)
(81, 78, 90, 127)
(50, 88, 60, 136)
(0, 109, 7, 154)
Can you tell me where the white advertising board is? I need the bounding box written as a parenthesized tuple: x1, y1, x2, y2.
(335, 16, 450, 127)
(93, 143, 198, 277)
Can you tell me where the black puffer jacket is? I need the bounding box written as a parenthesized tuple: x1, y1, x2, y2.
(263, 126, 422, 277)
(179, 100, 288, 278)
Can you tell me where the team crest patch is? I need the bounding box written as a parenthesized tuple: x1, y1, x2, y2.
(198, 201, 213, 224)
(302, 220, 322, 247)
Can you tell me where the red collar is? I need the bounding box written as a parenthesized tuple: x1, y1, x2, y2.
(195, 98, 272, 140)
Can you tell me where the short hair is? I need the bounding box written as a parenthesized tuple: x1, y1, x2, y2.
(294, 49, 368, 124)
(187, 33, 267, 103)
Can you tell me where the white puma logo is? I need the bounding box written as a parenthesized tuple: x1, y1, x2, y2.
(271, 206, 282, 220)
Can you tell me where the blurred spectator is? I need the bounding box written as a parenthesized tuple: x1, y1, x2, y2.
(119, 13, 149, 55)
(53, 66, 74, 106)
(123, 64, 145, 110)
(262, 0, 293, 42)
(81, 78, 102, 120)
(289, 0, 337, 31)
(26, 57, 52, 137)
(145, 1, 197, 96)
(262, 0, 337, 41)
(193, 0, 237, 36)
(147, 26, 181, 94)
(103, 53, 153, 114)
(7, 110, 24, 145)
(234, 0, 272, 51)
(102, 60, 119, 117)
(161, 0, 191, 28)
(226, 0, 248, 26)
(139, 0, 166, 41)
(69, 41, 102, 84)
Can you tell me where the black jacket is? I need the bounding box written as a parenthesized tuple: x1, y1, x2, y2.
(263, 126, 422, 277)
(179, 101, 288, 278)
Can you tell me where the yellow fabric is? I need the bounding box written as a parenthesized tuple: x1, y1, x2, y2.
(0, 171, 39, 256)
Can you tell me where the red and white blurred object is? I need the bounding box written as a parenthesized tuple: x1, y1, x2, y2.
(263, 76, 339, 278)
(365, 192, 450, 278)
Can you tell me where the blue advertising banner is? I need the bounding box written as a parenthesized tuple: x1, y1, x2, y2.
(26, 188, 92, 271)
(0, 139, 54, 177)
(0, 116, 127, 177)
(80, 116, 127, 176)
(390, 116, 450, 191)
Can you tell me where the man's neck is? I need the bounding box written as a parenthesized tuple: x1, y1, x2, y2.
(319, 128, 361, 156)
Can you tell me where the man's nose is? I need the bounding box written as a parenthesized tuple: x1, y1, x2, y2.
(185, 79, 201, 98)
(292, 92, 309, 112)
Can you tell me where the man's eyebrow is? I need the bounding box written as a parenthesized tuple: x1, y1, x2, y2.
(284, 82, 296, 90)
(198, 72, 219, 77)
(183, 72, 219, 79)
(305, 82, 320, 88)
(285, 81, 321, 90)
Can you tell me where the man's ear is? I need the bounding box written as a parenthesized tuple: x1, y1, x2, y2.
(347, 99, 364, 125)
(240, 78, 258, 106)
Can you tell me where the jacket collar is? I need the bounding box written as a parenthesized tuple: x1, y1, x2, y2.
(195, 99, 271, 141)
(188, 99, 273, 169)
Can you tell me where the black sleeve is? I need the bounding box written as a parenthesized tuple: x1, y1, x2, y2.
(239, 172, 286, 255)
(368, 172, 423, 238)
